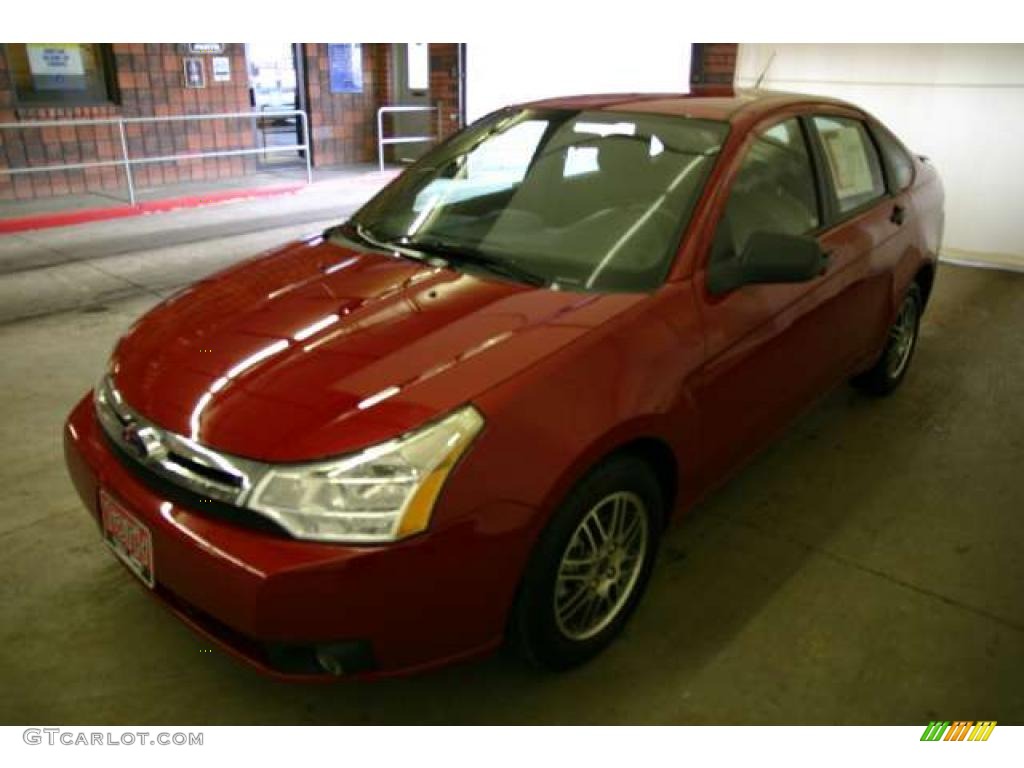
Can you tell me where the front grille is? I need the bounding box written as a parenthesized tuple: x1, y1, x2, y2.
(94, 375, 289, 537)
(101, 429, 288, 536)
(166, 451, 246, 489)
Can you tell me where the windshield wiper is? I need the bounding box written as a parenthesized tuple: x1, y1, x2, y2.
(403, 236, 549, 287)
(329, 222, 432, 266)
(332, 225, 548, 287)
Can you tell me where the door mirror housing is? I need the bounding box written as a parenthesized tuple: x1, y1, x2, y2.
(708, 231, 827, 295)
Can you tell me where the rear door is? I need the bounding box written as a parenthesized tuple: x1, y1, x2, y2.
(806, 110, 909, 371)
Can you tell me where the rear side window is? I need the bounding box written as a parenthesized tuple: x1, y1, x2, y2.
(812, 116, 886, 214)
(711, 117, 819, 262)
(872, 123, 915, 192)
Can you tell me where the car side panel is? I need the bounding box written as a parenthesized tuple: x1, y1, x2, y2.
(911, 158, 945, 265)
(690, 268, 844, 494)
(816, 201, 900, 374)
(467, 281, 706, 526)
(848, 154, 944, 375)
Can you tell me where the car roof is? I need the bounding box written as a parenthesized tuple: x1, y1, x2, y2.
(522, 87, 857, 124)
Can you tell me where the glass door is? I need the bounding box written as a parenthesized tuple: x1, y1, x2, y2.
(245, 43, 304, 166)
(387, 43, 432, 165)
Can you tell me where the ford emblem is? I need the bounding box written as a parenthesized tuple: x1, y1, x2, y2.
(122, 423, 153, 460)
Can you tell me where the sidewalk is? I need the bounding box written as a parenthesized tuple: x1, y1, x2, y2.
(0, 163, 399, 234)
(0, 164, 398, 325)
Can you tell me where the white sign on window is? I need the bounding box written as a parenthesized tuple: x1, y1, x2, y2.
(28, 44, 91, 92)
(407, 43, 429, 91)
(212, 56, 231, 82)
(27, 44, 85, 76)
(27, 44, 88, 91)
(823, 126, 874, 199)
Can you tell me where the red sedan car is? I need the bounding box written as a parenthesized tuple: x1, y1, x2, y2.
(65, 89, 944, 678)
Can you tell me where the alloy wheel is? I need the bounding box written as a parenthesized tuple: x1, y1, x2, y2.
(886, 293, 919, 379)
(553, 491, 649, 641)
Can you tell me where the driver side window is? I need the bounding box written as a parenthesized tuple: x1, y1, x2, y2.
(711, 118, 819, 264)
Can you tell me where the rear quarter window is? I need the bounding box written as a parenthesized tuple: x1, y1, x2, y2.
(872, 122, 915, 192)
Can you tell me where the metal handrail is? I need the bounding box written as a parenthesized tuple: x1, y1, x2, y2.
(0, 109, 312, 205)
(377, 104, 441, 171)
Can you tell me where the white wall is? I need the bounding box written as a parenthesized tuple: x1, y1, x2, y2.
(736, 44, 1024, 265)
(465, 43, 691, 123)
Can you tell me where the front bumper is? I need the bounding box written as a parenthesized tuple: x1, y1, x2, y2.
(64, 394, 538, 679)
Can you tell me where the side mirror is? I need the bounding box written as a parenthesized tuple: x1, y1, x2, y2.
(708, 231, 828, 295)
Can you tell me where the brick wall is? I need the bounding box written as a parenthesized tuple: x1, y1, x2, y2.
(429, 43, 462, 138)
(300, 44, 388, 167)
(0, 43, 256, 201)
(301, 43, 462, 167)
(0, 43, 466, 202)
(691, 43, 738, 86)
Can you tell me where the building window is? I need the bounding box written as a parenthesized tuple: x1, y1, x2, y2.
(6, 44, 119, 107)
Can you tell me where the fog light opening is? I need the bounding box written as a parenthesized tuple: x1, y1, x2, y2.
(315, 646, 348, 676)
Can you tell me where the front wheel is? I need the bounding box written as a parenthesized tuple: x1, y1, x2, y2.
(852, 283, 922, 396)
(510, 455, 662, 670)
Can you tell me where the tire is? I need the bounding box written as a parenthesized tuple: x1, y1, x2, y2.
(852, 283, 922, 396)
(510, 454, 663, 670)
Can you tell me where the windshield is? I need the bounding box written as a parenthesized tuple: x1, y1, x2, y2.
(348, 108, 728, 292)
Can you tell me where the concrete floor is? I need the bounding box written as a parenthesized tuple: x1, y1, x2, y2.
(0, 187, 1021, 724)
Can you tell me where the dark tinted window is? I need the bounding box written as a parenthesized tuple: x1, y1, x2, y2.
(711, 118, 819, 262)
(873, 122, 914, 191)
(812, 116, 886, 214)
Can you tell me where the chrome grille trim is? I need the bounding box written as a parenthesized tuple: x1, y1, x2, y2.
(94, 375, 267, 506)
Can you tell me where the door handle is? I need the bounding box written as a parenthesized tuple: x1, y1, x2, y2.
(890, 205, 906, 226)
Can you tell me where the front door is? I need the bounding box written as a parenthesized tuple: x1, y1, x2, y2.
(692, 114, 842, 490)
(245, 43, 305, 167)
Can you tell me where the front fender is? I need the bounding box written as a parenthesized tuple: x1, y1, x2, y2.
(466, 282, 703, 528)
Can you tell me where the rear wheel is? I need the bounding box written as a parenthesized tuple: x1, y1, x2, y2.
(510, 455, 662, 670)
(852, 283, 922, 396)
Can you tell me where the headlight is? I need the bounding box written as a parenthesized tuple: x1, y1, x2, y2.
(247, 406, 484, 543)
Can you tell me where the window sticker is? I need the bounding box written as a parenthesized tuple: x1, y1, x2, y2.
(822, 125, 875, 199)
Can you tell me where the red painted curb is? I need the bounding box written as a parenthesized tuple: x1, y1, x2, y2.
(0, 182, 306, 235)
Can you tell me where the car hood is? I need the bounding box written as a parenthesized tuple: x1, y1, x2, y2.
(111, 233, 643, 462)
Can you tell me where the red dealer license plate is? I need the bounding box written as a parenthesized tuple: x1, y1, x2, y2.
(100, 489, 154, 588)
